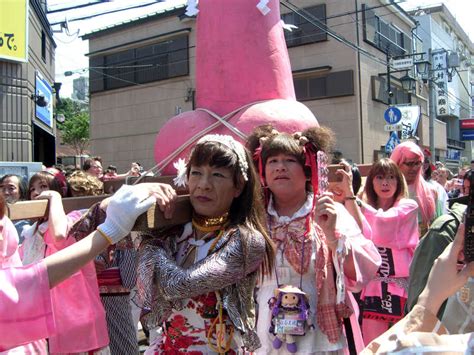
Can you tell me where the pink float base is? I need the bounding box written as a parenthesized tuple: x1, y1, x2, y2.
(154, 99, 318, 175)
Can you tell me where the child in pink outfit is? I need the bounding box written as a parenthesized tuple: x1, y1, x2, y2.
(350, 159, 420, 343)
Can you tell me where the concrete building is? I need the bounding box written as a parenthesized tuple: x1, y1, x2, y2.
(410, 4, 474, 168)
(85, 0, 443, 171)
(72, 76, 89, 102)
(0, 0, 57, 166)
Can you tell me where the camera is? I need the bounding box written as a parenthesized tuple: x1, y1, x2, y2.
(464, 172, 474, 262)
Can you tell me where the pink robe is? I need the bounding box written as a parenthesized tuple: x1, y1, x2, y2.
(0, 216, 48, 354)
(361, 198, 419, 299)
(0, 216, 22, 268)
(0, 262, 54, 352)
(43, 211, 109, 354)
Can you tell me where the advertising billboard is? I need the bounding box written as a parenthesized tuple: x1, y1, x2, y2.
(35, 72, 53, 128)
(0, 0, 29, 62)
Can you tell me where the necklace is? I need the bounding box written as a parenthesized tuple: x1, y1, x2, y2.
(192, 212, 229, 232)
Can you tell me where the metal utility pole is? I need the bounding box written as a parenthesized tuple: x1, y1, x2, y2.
(429, 77, 436, 160)
(386, 52, 393, 106)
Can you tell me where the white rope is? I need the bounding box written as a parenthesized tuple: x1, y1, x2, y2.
(196, 108, 248, 140)
(134, 100, 267, 183)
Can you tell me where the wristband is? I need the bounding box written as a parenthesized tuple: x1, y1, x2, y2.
(96, 228, 113, 245)
(344, 196, 357, 201)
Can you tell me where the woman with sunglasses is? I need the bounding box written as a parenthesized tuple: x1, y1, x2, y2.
(391, 142, 439, 236)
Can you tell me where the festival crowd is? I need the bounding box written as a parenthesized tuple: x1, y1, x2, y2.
(1, 125, 474, 354)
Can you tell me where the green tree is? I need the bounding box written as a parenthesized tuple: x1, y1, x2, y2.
(56, 98, 90, 155)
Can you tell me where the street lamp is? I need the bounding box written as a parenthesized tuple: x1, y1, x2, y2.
(382, 52, 428, 106)
(400, 73, 417, 92)
(414, 59, 431, 76)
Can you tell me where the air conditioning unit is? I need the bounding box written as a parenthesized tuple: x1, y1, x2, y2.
(448, 52, 460, 68)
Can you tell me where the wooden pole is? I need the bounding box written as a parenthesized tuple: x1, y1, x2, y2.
(6, 165, 372, 228)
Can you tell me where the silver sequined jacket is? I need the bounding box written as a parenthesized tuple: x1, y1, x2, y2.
(136, 224, 266, 352)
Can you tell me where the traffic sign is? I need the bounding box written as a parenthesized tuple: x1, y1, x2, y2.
(384, 107, 402, 124)
(384, 124, 402, 132)
(461, 130, 474, 141)
(385, 131, 400, 153)
(460, 119, 474, 130)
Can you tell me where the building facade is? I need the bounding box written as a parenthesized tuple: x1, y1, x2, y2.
(0, 0, 57, 166)
(85, 0, 446, 171)
(411, 4, 474, 168)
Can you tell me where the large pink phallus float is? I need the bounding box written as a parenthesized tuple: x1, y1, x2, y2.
(153, 0, 318, 175)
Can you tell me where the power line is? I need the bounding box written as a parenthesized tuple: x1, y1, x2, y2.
(455, 68, 473, 99)
(88, 66, 192, 93)
(280, 1, 388, 68)
(49, 1, 178, 26)
(47, 1, 103, 14)
(282, 1, 473, 113)
(72, 0, 471, 112)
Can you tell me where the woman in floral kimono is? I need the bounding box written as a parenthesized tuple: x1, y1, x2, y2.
(136, 134, 275, 354)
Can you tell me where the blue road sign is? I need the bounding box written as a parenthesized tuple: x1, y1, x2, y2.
(384, 107, 402, 124)
(385, 131, 400, 153)
(461, 130, 474, 141)
(35, 72, 53, 128)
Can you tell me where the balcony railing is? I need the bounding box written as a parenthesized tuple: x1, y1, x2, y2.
(447, 138, 466, 149)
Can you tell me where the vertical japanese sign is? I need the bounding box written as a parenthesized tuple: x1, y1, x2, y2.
(432, 50, 448, 116)
(0, 0, 29, 62)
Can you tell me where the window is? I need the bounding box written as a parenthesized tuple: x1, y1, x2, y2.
(281, 5, 327, 47)
(371, 75, 410, 105)
(89, 35, 189, 93)
(362, 4, 411, 56)
(294, 70, 354, 101)
(41, 31, 46, 62)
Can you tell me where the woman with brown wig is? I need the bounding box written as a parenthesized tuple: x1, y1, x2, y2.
(130, 134, 275, 353)
(248, 125, 380, 354)
(340, 158, 419, 343)
(21, 169, 69, 265)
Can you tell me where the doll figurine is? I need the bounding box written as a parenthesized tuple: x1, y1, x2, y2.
(269, 285, 311, 353)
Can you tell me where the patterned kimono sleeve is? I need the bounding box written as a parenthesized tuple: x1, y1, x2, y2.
(147, 228, 265, 301)
(115, 247, 137, 290)
(68, 203, 106, 241)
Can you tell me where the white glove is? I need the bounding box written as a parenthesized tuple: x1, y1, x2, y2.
(97, 185, 155, 244)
